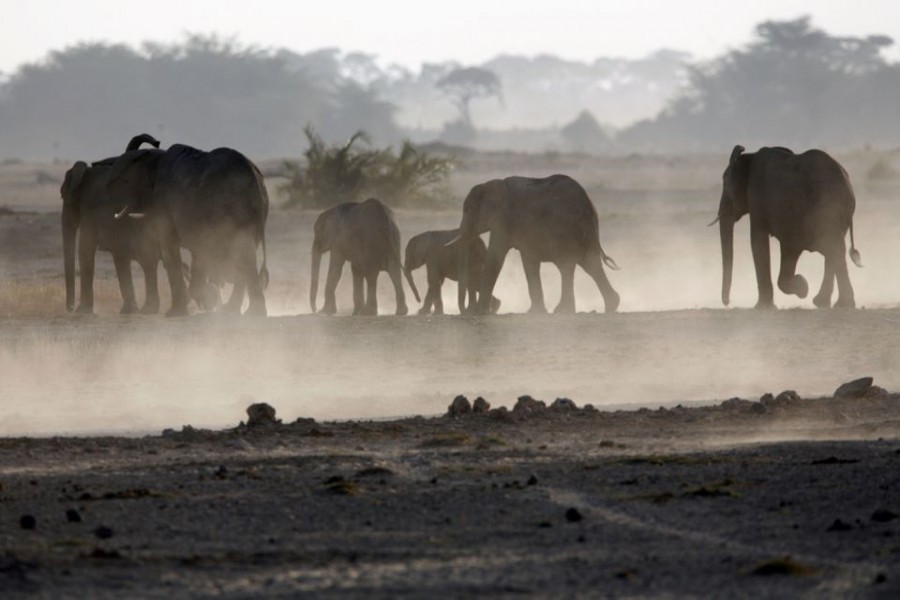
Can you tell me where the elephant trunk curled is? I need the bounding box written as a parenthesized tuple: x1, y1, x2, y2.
(62, 209, 78, 312)
(719, 214, 734, 306)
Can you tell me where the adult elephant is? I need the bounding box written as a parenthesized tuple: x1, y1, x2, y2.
(715, 145, 862, 309)
(310, 198, 419, 316)
(404, 228, 500, 315)
(61, 134, 164, 314)
(106, 142, 270, 316)
(454, 175, 620, 315)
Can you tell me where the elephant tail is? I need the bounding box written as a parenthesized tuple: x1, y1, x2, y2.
(597, 244, 620, 271)
(259, 232, 270, 290)
(849, 221, 863, 268)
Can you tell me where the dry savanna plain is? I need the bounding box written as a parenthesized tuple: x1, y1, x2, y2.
(1, 149, 900, 597)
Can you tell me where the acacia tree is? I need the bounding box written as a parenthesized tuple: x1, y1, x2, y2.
(436, 66, 502, 127)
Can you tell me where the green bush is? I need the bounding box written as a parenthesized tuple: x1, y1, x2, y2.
(281, 126, 454, 209)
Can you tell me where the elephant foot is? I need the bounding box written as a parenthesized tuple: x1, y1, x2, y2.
(754, 299, 776, 310)
(553, 302, 576, 315)
(75, 304, 94, 315)
(322, 304, 338, 316)
(140, 302, 160, 315)
(396, 304, 409, 316)
(527, 305, 548, 315)
(784, 275, 808, 299)
(165, 304, 189, 318)
(418, 306, 431, 316)
(834, 296, 856, 309)
(119, 302, 139, 315)
(244, 302, 268, 317)
(812, 293, 832, 308)
(604, 291, 620, 314)
(490, 297, 502, 314)
(361, 306, 378, 316)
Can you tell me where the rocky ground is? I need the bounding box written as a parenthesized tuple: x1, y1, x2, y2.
(1, 382, 899, 598)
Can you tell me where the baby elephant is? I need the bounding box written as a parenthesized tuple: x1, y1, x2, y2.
(405, 229, 500, 315)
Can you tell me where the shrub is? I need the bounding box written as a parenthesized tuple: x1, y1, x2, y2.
(281, 126, 454, 209)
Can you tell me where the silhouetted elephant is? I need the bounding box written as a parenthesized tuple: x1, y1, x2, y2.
(61, 134, 163, 314)
(454, 174, 620, 314)
(310, 198, 420, 315)
(404, 228, 500, 315)
(715, 145, 862, 309)
(105, 142, 270, 316)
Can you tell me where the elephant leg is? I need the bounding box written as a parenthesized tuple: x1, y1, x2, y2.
(224, 282, 244, 313)
(113, 254, 139, 314)
(832, 244, 856, 308)
(477, 243, 509, 314)
(522, 253, 547, 314)
(554, 260, 577, 314)
(363, 271, 379, 316)
(425, 266, 443, 315)
(387, 261, 408, 316)
(323, 252, 344, 315)
(813, 255, 836, 308)
(750, 226, 774, 309)
(188, 260, 209, 309)
(237, 235, 267, 317)
(351, 264, 364, 315)
(139, 259, 160, 314)
(579, 251, 619, 313)
(776, 246, 808, 299)
(76, 232, 97, 314)
(162, 241, 189, 317)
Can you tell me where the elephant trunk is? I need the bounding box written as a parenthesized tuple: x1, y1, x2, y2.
(62, 208, 78, 312)
(310, 246, 322, 313)
(719, 215, 734, 306)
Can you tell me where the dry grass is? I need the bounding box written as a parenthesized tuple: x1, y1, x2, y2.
(0, 279, 124, 318)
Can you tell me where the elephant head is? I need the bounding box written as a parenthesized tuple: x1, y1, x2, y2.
(716, 144, 750, 306)
(60, 161, 89, 311)
(309, 205, 345, 313)
(456, 180, 508, 312)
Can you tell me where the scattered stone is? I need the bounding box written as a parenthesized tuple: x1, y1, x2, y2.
(246, 403, 279, 427)
(811, 456, 860, 465)
(565, 507, 583, 523)
(294, 417, 317, 426)
(513, 395, 546, 415)
(721, 397, 752, 410)
(759, 393, 774, 405)
(867, 385, 889, 398)
(94, 526, 114, 539)
(874, 573, 887, 584)
(551, 398, 577, 411)
(18, 515, 36, 530)
(871, 509, 898, 523)
(748, 557, 816, 577)
(583, 404, 599, 414)
(65, 509, 82, 523)
(834, 377, 874, 399)
(472, 397, 491, 413)
(446, 395, 472, 417)
(214, 466, 228, 479)
(774, 390, 801, 405)
(527, 475, 538, 486)
(826, 519, 853, 532)
(488, 406, 514, 422)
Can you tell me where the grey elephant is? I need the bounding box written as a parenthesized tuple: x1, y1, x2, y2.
(105, 142, 270, 316)
(715, 145, 862, 309)
(61, 134, 164, 314)
(310, 198, 420, 316)
(404, 228, 500, 315)
(454, 174, 620, 314)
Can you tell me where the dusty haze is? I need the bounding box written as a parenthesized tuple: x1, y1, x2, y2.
(2, 151, 899, 435)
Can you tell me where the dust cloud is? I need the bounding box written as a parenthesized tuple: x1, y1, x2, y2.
(2, 156, 900, 436)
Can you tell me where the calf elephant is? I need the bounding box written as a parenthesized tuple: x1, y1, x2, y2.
(61, 134, 163, 314)
(404, 229, 500, 315)
(716, 145, 862, 309)
(310, 198, 419, 315)
(106, 142, 270, 316)
(455, 174, 620, 314)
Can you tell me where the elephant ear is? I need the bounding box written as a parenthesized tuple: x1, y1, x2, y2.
(61, 161, 88, 201)
(726, 145, 751, 218)
(729, 145, 745, 165)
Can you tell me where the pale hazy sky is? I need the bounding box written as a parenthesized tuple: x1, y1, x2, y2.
(2, 0, 900, 74)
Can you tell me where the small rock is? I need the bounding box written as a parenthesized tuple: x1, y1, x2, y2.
(447, 395, 472, 417)
(513, 395, 546, 415)
(583, 404, 599, 414)
(722, 397, 751, 410)
(871, 509, 898, 523)
(774, 390, 801, 405)
(826, 519, 853, 532)
(551, 398, 577, 411)
(19, 515, 36, 530)
(472, 397, 491, 413)
(246, 403, 279, 427)
(759, 393, 775, 405)
(94, 526, 114, 539)
(834, 377, 874, 399)
(66, 509, 82, 523)
(866, 385, 889, 398)
(488, 406, 514, 422)
(565, 507, 583, 523)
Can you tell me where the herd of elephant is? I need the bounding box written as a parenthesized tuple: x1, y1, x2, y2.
(61, 135, 864, 317)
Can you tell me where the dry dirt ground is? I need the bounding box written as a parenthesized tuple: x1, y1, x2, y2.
(1, 152, 900, 596)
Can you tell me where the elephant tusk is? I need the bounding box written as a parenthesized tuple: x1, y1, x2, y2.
(443, 234, 462, 247)
(127, 213, 146, 219)
(707, 216, 720, 227)
(114, 205, 130, 220)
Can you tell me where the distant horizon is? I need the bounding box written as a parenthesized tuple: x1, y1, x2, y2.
(2, 1, 899, 75)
